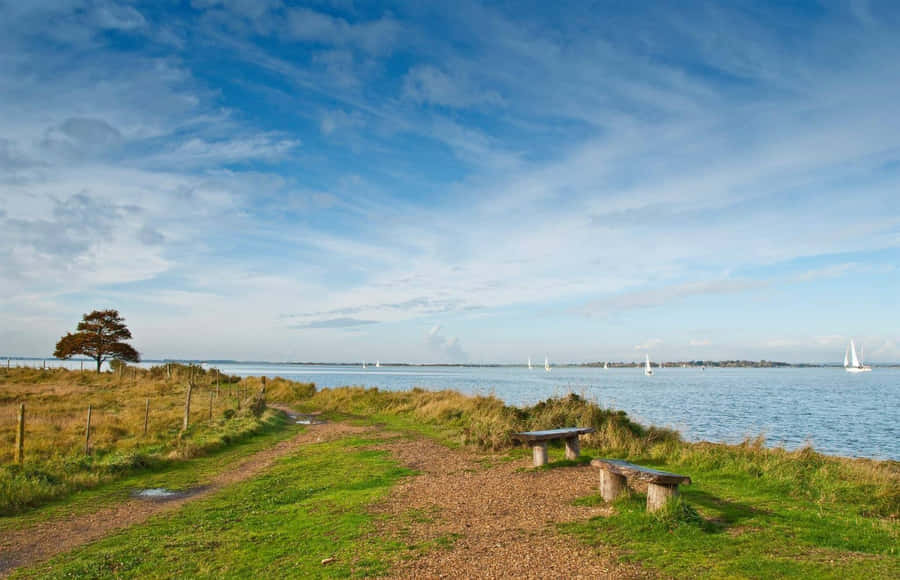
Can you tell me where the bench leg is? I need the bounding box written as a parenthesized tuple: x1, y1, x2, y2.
(599, 470, 627, 502)
(646, 482, 679, 512)
(532, 442, 548, 467)
(564, 436, 580, 460)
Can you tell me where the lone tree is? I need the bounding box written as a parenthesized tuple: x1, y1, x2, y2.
(54, 309, 140, 373)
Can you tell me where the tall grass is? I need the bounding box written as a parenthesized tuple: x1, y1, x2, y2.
(0, 366, 274, 514)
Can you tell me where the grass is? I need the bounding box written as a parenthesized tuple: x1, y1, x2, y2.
(4, 372, 897, 578)
(0, 366, 303, 514)
(14, 436, 415, 579)
(273, 383, 899, 578)
(0, 410, 301, 533)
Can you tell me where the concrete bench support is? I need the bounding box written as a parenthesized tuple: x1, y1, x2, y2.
(564, 436, 580, 460)
(647, 482, 679, 512)
(599, 469, 627, 501)
(591, 458, 691, 512)
(532, 442, 549, 466)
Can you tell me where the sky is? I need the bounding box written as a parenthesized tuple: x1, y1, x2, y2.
(1, 0, 898, 364)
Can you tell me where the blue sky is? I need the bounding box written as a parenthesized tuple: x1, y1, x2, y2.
(1, 0, 898, 363)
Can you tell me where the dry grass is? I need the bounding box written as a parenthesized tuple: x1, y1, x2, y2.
(0, 365, 274, 514)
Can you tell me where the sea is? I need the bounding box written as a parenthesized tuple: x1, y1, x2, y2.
(9, 359, 899, 461)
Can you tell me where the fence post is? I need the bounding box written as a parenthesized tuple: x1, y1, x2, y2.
(215, 369, 219, 397)
(80, 360, 84, 372)
(143, 398, 150, 436)
(209, 391, 214, 422)
(183, 380, 193, 431)
(85, 404, 93, 455)
(15, 404, 25, 465)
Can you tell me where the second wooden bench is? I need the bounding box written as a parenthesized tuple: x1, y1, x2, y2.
(591, 458, 691, 512)
(512, 427, 595, 467)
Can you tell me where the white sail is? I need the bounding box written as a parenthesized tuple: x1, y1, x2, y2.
(850, 340, 860, 368)
(376, 360, 380, 368)
(644, 354, 654, 376)
(603, 361, 608, 369)
(544, 356, 550, 372)
(363, 360, 367, 369)
(845, 339, 872, 372)
(528, 357, 532, 370)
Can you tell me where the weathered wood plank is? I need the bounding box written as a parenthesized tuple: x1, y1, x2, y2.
(590, 458, 691, 486)
(512, 427, 595, 442)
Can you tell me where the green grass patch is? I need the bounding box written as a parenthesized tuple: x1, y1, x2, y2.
(561, 454, 899, 579)
(14, 436, 414, 579)
(0, 411, 301, 531)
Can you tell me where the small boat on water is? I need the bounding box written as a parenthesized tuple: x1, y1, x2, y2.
(362, 360, 367, 369)
(603, 361, 608, 369)
(544, 356, 551, 372)
(844, 340, 871, 373)
(376, 360, 381, 368)
(644, 354, 654, 376)
(528, 357, 533, 370)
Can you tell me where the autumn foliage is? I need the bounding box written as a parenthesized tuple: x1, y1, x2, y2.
(53, 309, 140, 372)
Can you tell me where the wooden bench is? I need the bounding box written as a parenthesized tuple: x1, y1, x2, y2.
(512, 427, 595, 467)
(590, 458, 691, 512)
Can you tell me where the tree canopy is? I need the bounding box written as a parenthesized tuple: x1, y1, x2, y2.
(54, 309, 140, 372)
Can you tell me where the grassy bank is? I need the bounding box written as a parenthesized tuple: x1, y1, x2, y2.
(274, 384, 899, 578)
(15, 436, 414, 579)
(0, 366, 275, 514)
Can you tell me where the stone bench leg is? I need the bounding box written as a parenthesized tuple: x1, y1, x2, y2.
(646, 482, 679, 512)
(532, 442, 548, 467)
(564, 436, 580, 460)
(599, 469, 627, 501)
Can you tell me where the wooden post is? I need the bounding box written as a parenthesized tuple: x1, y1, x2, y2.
(85, 405, 93, 455)
(143, 398, 150, 436)
(215, 369, 219, 397)
(599, 469, 627, 502)
(166, 363, 170, 380)
(564, 436, 580, 460)
(14, 403, 25, 465)
(209, 391, 214, 421)
(183, 381, 193, 431)
(646, 483, 678, 512)
(80, 360, 84, 373)
(42, 359, 46, 369)
(532, 442, 548, 467)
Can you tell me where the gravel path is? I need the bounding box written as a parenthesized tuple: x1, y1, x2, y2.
(371, 435, 652, 579)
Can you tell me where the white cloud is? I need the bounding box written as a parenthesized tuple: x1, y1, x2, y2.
(634, 338, 663, 350)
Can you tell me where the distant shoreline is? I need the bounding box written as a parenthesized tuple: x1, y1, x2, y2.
(3, 356, 898, 368)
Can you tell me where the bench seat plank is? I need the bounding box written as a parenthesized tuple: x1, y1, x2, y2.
(590, 458, 691, 486)
(512, 427, 595, 442)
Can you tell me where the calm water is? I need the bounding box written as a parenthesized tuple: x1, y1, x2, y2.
(13, 359, 899, 460)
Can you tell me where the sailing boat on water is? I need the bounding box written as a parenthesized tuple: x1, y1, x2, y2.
(375, 360, 381, 368)
(644, 354, 654, 376)
(544, 356, 551, 372)
(603, 361, 608, 370)
(528, 357, 533, 370)
(362, 360, 367, 369)
(844, 340, 871, 373)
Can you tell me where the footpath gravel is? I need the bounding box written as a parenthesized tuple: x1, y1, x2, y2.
(370, 435, 652, 579)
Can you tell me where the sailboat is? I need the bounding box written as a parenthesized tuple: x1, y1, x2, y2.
(375, 360, 381, 368)
(544, 356, 551, 372)
(603, 361, 608, 370)
(362, 360, 367, 369)
(644, 354, 654, 376)
(844, 340, 871, 373)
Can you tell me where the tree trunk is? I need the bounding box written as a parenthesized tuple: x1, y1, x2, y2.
(96, 357, 102, 373)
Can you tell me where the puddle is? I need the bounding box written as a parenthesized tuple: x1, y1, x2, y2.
(133, 487, 200, 501)
(294, 413, 326, 425)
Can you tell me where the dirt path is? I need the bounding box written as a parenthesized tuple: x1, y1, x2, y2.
(2, 413, 643, 578)
(0, 412, 366, 576)
(370, 436, 650, 579)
